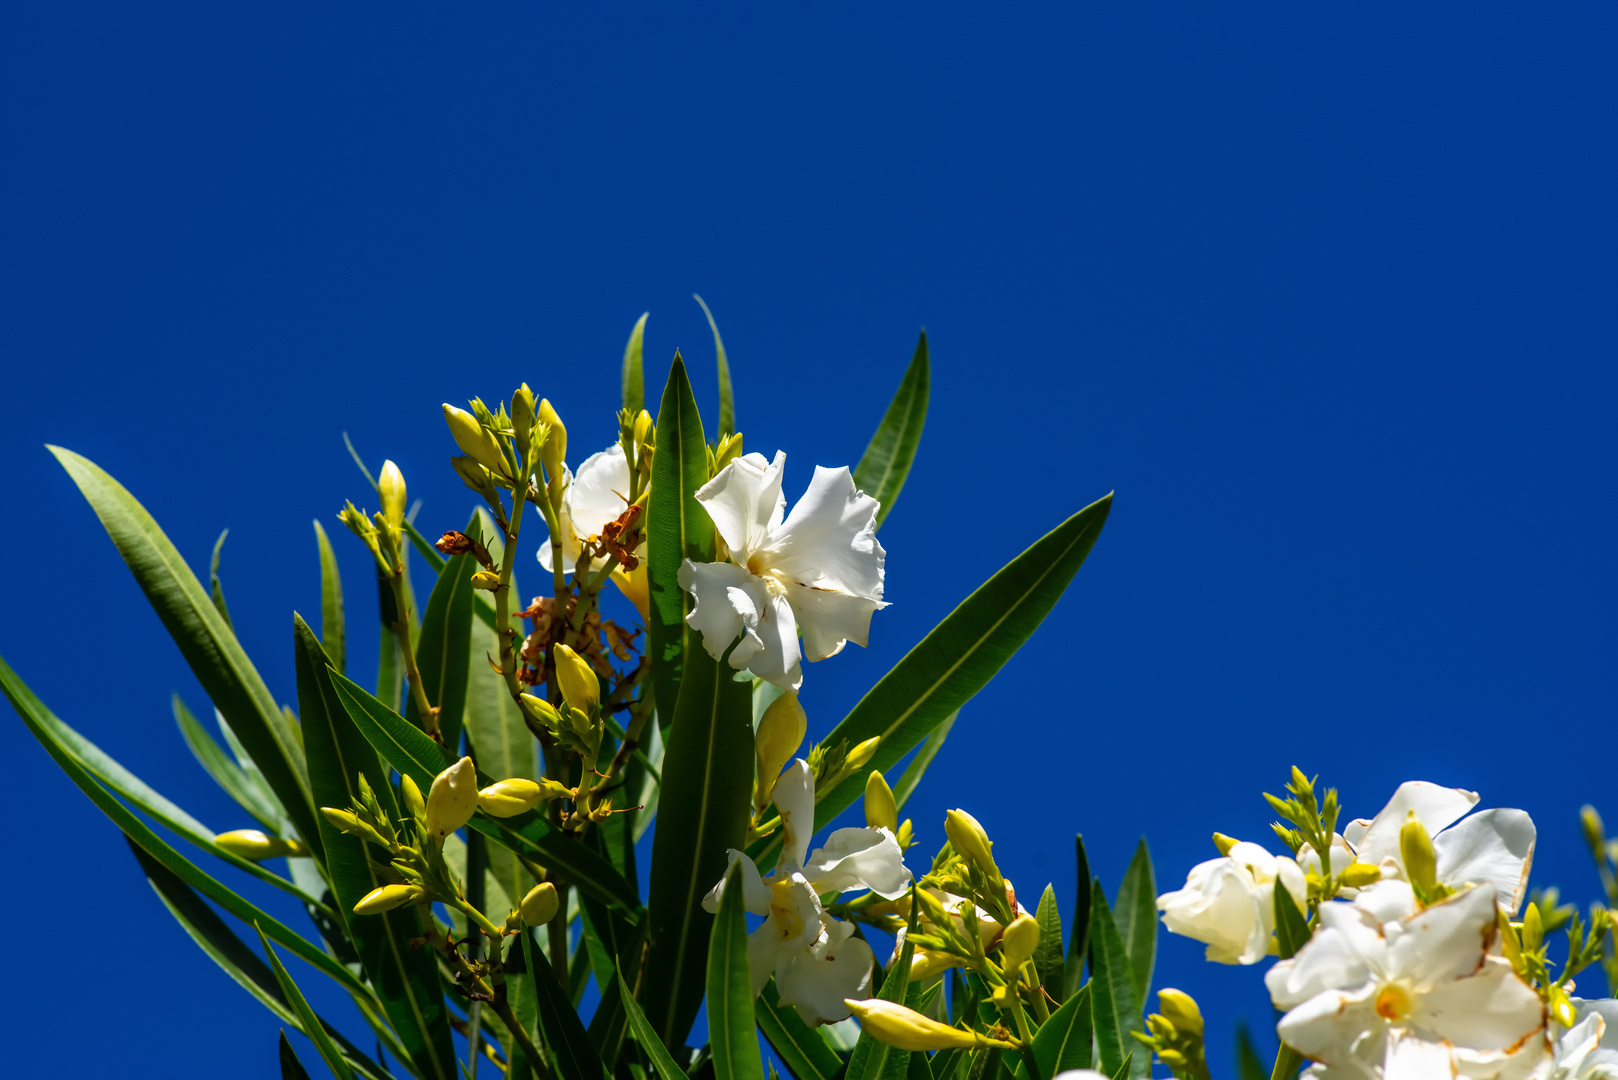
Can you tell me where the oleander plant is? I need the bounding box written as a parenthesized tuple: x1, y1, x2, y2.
(7, 309, 1618, 1080)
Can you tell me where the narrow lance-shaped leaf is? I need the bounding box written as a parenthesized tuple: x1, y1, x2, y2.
(623, 311, 649, 415)
(845, 895, 920, 1080)
(756, 979, 843, 1080)
(810, 493, 1112, 833)
(617, 967, 690, 1080)
(1015, 984, 1093, 1080)
(1113, 839, 1156, 1006)
(314, 519, 346, 676)
(1274, 881, 1311, 960)
(47, 446, 324, 863)
(693, 294, 734, 439)
(1236, 1025, 1268, 1080)
(1088, 882, 1146, 1079)
(1033, 884, 1065, 999)
(524, 928, 608, 1080)
(210, 528, 233, 627)
(890, 710, 955, 812)
(1064, 834, 1092, 1001)
(174, 692, 281, 828)
(376, 565, 403, 714)
(707, 861, 765, 1080)
(279, 1032, 315, 1080)
(853, 331, 930, 531)
(406, 551, 475, 753)
(642, 642, 754, 1049)
(257, 923, 359, 1080)
(645, 352, 714, 725)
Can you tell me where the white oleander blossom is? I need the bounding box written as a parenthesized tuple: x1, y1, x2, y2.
(1266, 881, 1544, 1079)
(1157, 841, 1308, 965)
(679, 451, 886, 690)
(1344, 781, 1537, 912)
(702, 760, 912, 1026)
(537, 444, 636, 573)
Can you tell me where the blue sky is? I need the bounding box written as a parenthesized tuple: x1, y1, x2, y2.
(2, 3, 1615, 1076)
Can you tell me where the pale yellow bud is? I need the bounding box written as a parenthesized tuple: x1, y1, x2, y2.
(214, 829, 307, 861)
(400, 774, 426, 822)
(755, 694, 807, 804)
(846, 736, 881, 773)
(1339, 862, 1382, 888)
(1584, 805, 1605, 854)
(552, 644, 599, 714)
(377, 460, 407, 528)
(910, 947, 962, 981)
(842, 999, 986, 1052)
(1156, 988, 1204, 1038)
(1000, 914, 1040, 971)
(426, 757, 478, 839)
(537, 399, 567, 482)
(478, 778, 568, 818)
(1399, 811, 1439, 899)
(1522, 902, 1544, 952)
(520, 694, 563, 728)
(944, 809, 997, 876)
(470, 569, 501, 591)
(1212, 832, 1238, 856)
(354, 883, 423, 916)
(633, 409, 653, 448)
(442, 404, 506, 475)
(519, 882, 560, 926)
(511, 384, 536, 445)
(321, 807, 363, 833)
(864, 771, 897, 832)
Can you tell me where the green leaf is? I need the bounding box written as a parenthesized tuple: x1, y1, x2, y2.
(892, 712, 956, 815)
(174, 692, 281, 828)
(257, 923, 359, 1080)
(708, 862, 765, 1080)
(853, 331, 930, 530)
(406, 551, 475, 752)
(48, 446, 323, 862)
(617, 967, 690, 1080)
(623, 311, 649, 415)
(525, 930, 608, 1080)
(1274, 882, 1310, 960)
(1110, 1053, 1133, 1080)
(693, 294, 735, 439)
(295, 618, 459, 1080)
(376, 566, 403, 713)
(642, 642, 754, 1049)
(846, 901, 919, 1080)
(809, 494, 1112, 834)
(327, 670, 638, 911)
(646, 352, 715, 727)
(210, 528, 233, 627)
(1015, 984, 1091, 1080)
(314, 520, 346, 676)
(1064, 835, 1092, 1001)
(1113, 840, 1156, 1006)
(1032, 884, 1065, 998)
(129, 840, 398, 1080)
(756, 980, 843, 1080)
(1087, 882, 1145, 1079)
(1236, 1025, 1267, 1080)
(280, 1032, 315, 1080)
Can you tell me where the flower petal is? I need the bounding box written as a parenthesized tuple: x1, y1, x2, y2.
(772, 759, 816, 872)
(746, 593, 803, 691)
(1159, 857, 1270, 966)
(1383, 1032, 1459, 1080)
(567, 445, 633, 539)
(1386, 883, 1499, 987)
(1266, 902, 1382, 1009)
(775, 916, 874, 1027)
(696, 452, 786, 559)
(803, 827, 913, 899)
(679, 559, 768, 668)
(1433, 808, 1536, 914)
(1352, 782, 1480, 867)
(783, 582, 884, 662)
(1275, 985, 1384, 1068)
(1410, 956, 1544, 1052)
(763, 465, 885, 601)
(702, 849, 772, 916)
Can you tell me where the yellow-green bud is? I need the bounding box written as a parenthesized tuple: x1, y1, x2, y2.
(400, 774, 426, 822)
(864, 771, 898, 832)
(944, 809, 997, 876)
(511, 384, 536, 446)
(552, 644, 599, 715)
(1000, 914, 1040, 972)
(1339, 862, 1382, 888)
(1399, 811, 1439, 899)
(841, 999, 988, 1052)
(426, 757, 478, 839)
(451, 455, 498, 498)
(519, 882, 560, 926)
(520, 694, 562, 728)
(470, 569, 501, 591)
(633, 409, 653, 448)
(378, 460, 407, 528)
(1156, 988, 1204, 1038)
(846, 736, 881, 773)
(1584, 805, 1605, 854)
(442, 404, 506, 475)
(214, 829, 307, 861)
(354, 883, 423, 916)
(755, 693, 807, 805)
(1522, 902, 1544, 952)
(1290, 765, 1313, 798)
(1147, 1013, 1177, 1040)
(1158, 1048, 1189, 1069)
(321, 807, 363, 833)
(537, 398, 567, 482)
(478, 778, 568, 818)
(1212, 832, 1238, 856)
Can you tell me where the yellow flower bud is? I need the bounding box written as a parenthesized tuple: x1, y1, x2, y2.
(864, 771, 898, 832)
(214, 829, 307, 861)
(537, 398, 567, 482)
(426, 757, 478, 839)
(1399, 811, 1440, 900)
(1584, 805, 1605, 855)
(910, 947, 962, 981)
(1339, 862, 1382, 888)
(754, 693, 807, 809)
(442, 403, 506, 475)
(843, 999, 989, 1052)
(1522, 901, 1544, 952)
(321, 807, 363, 833)
(354, 883, 423, 916)
(519, 882, 560, 926)
(377, 460, 407, 528)
(400, 774, 426, 822)
(520, 694, 562, 728)
(1156, 988, 1204, 1038)
(1000, 914, 1040, 972)
(470, 569, 501, 591)
(944, 809, 997, 876)
(478, 778, 568, 818)
(633, 409, 653, 448)
(511, 384, 536, 445)
(846, 736, 881, 773)
(552, 644, 599, 714)
(1212, 832, 1238, 856)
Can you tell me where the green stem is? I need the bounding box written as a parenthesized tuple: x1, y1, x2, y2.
(1271, 1045, 1304, 1080)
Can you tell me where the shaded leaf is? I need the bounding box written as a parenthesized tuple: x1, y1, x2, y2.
(853, 332, 930, 530)
(174, 692, 280, 828)
(376, 565, 403, 713)
(1064, 835, 1091, 1001)
(525, 930, 607, 1080)
(1088, 882, 1145, 1079)
(406, 551, 475, 752)
(280, 1031, 315, 1080)
(210, 528, 233, 627)
(708, 862, 765, 1080)
(846, 900, 919, 1080)
(693, 294, 735, 439)
(617, 967, 690, 1080)
(623, 311, 649, 415)
(1032, 884, 1065, 999)
(1015, 984, 1091, 1080)
(257, 923, 359, 1080)
(890, 711, 955, 812)
(756, 980, 843, 1080)
(313, 519, 346, 676)
(1274, 882, 1310, 960)
(1236, 1025, 1268, 1080)
(1113, 840, 1156, 1006)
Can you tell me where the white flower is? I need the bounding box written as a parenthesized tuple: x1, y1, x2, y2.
(679, 451, 886, 690)
(1344, 781, 1537, 912)
(702, 760, 912, 1026)
(1266, 882, 1544, 1078)
(1157, 841, 1308, 965)
(537, 444, 635, 573)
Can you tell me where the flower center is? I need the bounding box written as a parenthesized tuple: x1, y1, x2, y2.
(769, 880, 805, 942)
(1374, 983, 1412, 1022)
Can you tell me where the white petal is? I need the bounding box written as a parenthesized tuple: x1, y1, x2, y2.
(760, 873, 826, 955)
(1354, 782, 1481, 867)
(775, 917, 874, 1027)
(696, 452, 786, 559)
(679, 560, 768, 667)
(747, 922, 784, 999)
(1412, 956, 1545, 1051)
(702, 849, 772, 916)
(1434, 809, 1536, 914)
(1384, 1032, 1459, 1080)
(803, 827, 913, 899)
(783, 582, 883, 662)
(772, 759, 816, 872)
(1356, 880, 1420, 926)
(1159, 857, 1267, 965)
(1276, 985, 1385, 1068)
(746, 593, 803, 691)
(1267, 901, 1384, 1009)
(1387, 883, 1500, 987)
(566, 446, 633, 539)
(763, 465, 885, 601)
(537, 465, 581, 572)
